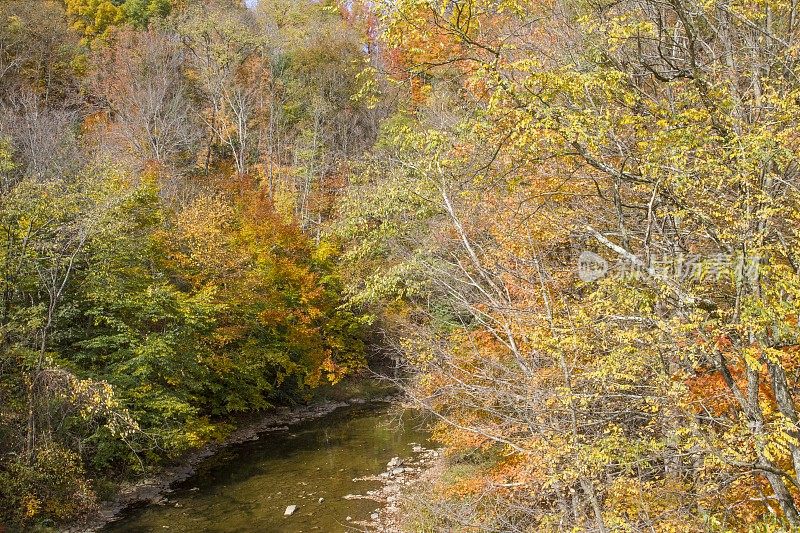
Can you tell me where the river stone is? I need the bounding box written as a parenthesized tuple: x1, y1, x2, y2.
(284, 505, 298, 516)
(387, 457, 403, 468)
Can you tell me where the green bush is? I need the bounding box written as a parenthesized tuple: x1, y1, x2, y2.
(0, 445, 96, 529)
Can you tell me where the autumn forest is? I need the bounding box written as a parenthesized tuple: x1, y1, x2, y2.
(3, 0, 800, 530)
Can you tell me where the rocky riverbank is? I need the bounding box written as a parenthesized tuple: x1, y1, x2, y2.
(63, 396, 397, 533)
(346, 443, 444, 532)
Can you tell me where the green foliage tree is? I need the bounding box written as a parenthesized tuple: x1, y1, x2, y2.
(0, 0, 370, 528)
(64, 0, 172, 43)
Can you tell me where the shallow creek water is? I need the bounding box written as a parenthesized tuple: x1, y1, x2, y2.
(102, 403, 428, 533)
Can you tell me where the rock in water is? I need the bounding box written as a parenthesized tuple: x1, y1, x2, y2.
(284, 505, 298, 516)
(387, 457, 403, 468)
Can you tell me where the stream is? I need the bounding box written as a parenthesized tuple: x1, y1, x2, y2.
(102, 403, 428, 533)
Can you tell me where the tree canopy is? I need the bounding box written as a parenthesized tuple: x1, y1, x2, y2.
(4, 0, 800, 530)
